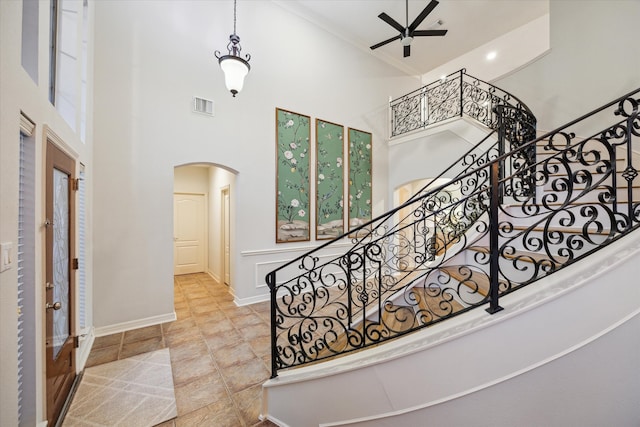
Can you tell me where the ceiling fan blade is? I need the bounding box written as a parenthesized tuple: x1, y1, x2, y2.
(370, 34, 402, 50)
(412, 29, 448, 37)
(378, 12, 406, 34)
(408, 0, 439, 33)
(404, 44, 411, 57)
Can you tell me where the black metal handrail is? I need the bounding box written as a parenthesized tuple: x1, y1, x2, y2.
(390, 69, 534, 138)
(267, 81, 639, 378)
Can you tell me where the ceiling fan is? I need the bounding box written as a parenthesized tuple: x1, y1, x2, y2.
(370, 0, 448, 58)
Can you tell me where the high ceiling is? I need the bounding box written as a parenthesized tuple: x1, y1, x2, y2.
(275, 0, 549, 75)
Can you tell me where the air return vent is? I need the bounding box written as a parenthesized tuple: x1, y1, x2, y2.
(193, 97, 214, 116)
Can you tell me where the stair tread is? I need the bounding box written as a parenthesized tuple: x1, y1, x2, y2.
(315, 304, 417, 360)
(468, 246, 569, 264)
(439, 265, 492, 297)
(411, 286, 465, 318)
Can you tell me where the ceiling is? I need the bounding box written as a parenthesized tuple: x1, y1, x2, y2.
(275, 0, 549, 76)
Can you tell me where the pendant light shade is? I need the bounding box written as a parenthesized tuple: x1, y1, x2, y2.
(215, 1, 251, 97)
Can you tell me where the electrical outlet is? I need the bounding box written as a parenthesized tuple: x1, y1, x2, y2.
(1, 242, 13, 272)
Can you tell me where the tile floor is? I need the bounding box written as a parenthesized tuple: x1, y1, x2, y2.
(83, 273, 277, 427)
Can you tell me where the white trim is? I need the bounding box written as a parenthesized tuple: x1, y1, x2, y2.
(93, 312, 177, 337)
(253, 251, 349, 290)
(241, 242, 352, 257)
(261, 414, 290, 427)
(20, 111, 36, 136)
(75, 327, 95, 372)
(43, 125, 79, 158)
(234, 293, 269, 307)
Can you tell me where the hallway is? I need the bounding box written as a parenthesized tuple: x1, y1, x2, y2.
(84, 273, 275, 426)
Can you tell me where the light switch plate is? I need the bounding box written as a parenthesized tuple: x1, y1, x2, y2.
(1, 242, 13, 272)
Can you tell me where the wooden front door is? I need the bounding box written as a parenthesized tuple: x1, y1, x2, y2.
(45, 141, 76, 425)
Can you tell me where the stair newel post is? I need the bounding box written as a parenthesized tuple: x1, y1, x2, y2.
(266, 271, 278, 378)
(345, 252, 353, 327)
(495, 105, 506, 204)
(486, 161, 504, 314)
(622, 100, 638, 222)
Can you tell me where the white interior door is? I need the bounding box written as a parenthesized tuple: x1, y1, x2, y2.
(222, 187, 231, 285)
(174, 193, 206, 275)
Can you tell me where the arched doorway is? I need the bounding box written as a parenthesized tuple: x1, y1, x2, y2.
(173, 163, 236, 287)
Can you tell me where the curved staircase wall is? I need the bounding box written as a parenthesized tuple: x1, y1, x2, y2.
(388, 118, 497, 193)
(263, 229, 640, 426)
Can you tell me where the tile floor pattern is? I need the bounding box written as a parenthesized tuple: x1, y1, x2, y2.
(63, 349, 177, 426)
(83, 273, 277, 427)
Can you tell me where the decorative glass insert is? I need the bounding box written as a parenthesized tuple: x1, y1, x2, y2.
(52, 168, 70, 359)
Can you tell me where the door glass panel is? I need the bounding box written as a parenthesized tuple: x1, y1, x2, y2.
(53, 167, 70, 358)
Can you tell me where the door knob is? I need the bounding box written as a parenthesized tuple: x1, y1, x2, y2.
(46, 302, 62, 310)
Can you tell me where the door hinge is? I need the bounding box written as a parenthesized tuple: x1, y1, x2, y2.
(72, 258, 79, 270)
(72, 178, 80, 191)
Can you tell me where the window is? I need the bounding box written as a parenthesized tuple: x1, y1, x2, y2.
(21, 0, 39, 83)
(49, 0, 89, 140)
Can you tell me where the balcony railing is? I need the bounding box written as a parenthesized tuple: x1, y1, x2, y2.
(390, 69, 534, 138)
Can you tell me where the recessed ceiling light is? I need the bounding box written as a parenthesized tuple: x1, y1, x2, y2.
(486, 51, 497, 61)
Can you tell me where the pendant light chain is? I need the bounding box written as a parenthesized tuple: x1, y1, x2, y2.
(233, 0, 237, 36)
(214, 0, 251, 97)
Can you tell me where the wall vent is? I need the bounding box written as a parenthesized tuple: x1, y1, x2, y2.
(193, 97, 214, 116)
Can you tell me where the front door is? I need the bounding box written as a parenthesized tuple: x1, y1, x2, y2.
(174, 193, 206, 275)
(45, 141, 76, 425)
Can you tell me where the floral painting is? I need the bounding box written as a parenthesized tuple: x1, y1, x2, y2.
(316, 119, 344, 240)
(348, 128, 372, 236)
(276, 108, 311, 243)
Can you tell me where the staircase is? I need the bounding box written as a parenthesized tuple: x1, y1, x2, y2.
(263, 77, 640, 425)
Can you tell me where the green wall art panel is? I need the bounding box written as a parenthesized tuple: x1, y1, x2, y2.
(276, 108, 311, 243)
(348, 128, 372, 235)
(315, 119, 344, 240)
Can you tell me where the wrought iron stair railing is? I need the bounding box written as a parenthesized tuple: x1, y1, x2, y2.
(266, 82, 639, 379)
(265, 74, 534, 377)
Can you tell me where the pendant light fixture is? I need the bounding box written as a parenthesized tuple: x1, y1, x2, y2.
(215, 0, 251, 97)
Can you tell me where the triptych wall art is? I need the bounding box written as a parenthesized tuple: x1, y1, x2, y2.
(276, 108, 311, 243)
(275, 108, 372, 243)
(348, 127, 373, 237)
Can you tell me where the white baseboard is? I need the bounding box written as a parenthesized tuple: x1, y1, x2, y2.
(234, 293, 270, 307)
(208, 269, 221, 283)
(262, 414, 289, 427)
(94, 312, 177, 337)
